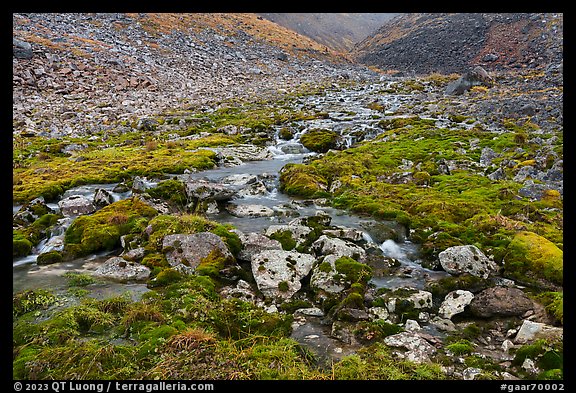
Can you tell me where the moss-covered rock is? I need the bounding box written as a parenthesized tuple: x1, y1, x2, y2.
(300, 128, 339, 153)
(36, 250, 63, 265)
(63, 198, 158, 259)
(504, 231, 563, 287)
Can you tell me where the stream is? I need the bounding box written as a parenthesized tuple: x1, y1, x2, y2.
(13, 81, 452, 361)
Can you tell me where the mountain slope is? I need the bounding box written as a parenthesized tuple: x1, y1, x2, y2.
(352, 13, 563, 75)
(13, 13, 376, 138)
(258, 13, 398, 52)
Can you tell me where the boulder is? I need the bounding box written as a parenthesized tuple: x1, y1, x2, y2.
(383, 332, 438, 363)
(445, 66, 493, 96)
(311, 235, 366, 260)
(234, 231, 283, 262)
(225, 203, 275, 218)
(309, 254, 348, 294)
(93, 188, 115, 207)
(514, 320, 563, 344)
(93, 256, 151, 281)
(184, 179, 237, 201)
(265, 224, 312, 248)
(251, 249, 316, 300)
(438, 245, 498, 279)
(162, 232, 233, 270)
(469, 287, 534, 318)
(438, 290, 475, 319)
(58, 195, 96, 217)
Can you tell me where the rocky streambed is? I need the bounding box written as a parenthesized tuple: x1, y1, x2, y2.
(13, 72, 563, 380)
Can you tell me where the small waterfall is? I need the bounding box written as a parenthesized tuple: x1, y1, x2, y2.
(379, 239, 406, 260)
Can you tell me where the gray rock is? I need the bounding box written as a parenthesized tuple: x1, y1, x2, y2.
(234, 231, 283, 262)
(184, 179, 237, 201)
(445, 66, 492, 96)
(162, 232, 233, 270)
(438, 245, 498, 279)
(383, 332, 437, 363)
(439, 290, 475, 319)
(265, 224, 312, 248)
(225, 203, 275, 218)
(309, 254, 348, 294)
(251, 249, 316, 300)
(58, 195, 96, 217)
(93, 256, 150, 281)
(514, 320, 563, 344)
(311, 235, 366, 260)
(93, 188, 115, 207)
(13, 38, 33, 59)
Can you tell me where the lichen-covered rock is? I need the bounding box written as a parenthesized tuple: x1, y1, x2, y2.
(513, 319, 563, 344)
(58, 195, 96, 217)
(312, 235, 366, 260)
(234, 231, 283, 262)
(265, 224, 312, 249)
(383, 331, 438, 363)
(309, 254, 348, 294)
(251, 249, 316, 300)
(438, 245, 498, 279)
(162, 232, 233, 270)
(438, 290, 475, 319)
(93, 256, 151, 281)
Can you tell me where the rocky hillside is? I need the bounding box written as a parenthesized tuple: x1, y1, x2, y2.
(258, 13, 398, 52)
(13, 13, 377, 139)
(352, 13, 563, 75)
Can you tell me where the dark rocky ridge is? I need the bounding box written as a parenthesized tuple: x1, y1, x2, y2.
(352, 13, 563, 75)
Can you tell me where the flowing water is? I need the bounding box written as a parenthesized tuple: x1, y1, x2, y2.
(13, 81, 452, 358)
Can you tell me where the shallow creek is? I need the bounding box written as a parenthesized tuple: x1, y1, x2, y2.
(13, 82, 452, 360)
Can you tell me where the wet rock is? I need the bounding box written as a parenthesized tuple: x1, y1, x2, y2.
(438, 245, 498, 279)
(312, 235, 366, 260)
(323, 226, 365, 242)
(184, 179, 237, 201)
(162, 232, 233, 271)
(93, 188, 115, 207)
(93, 256, 151, 281)
(225, 203, 275, 218)
(132, 176, 156, 193)
(58, 195, 96, 217)
(469, 287, 534, 318)
(13, 197, 55, 226)
(251, 249, 316, 300)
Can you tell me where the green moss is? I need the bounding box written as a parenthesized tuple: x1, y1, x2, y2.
(196, 249, 233, 278)
(513, 339, 563, 374)
(504, 231, 563, 286)
(318, 261, 333, 273)
(425, 273, 491, 299)
(279, 163, 328, 198)
(62, 272, 96, 287)
(146, 179, 188, 207)
(36, 250, 63, 265)
(63, 198, 158, 259)
(277, 281, 290, 292)
(278, 127, 294, 140)
(354, 320, 403, 342)
(300, 128, 339, 153)
(445, 339, 475, 355)
(147, 268, 183, 288)
(334, 256, 372, 285)
(13, 289, 57, 317)
(535, 291, 563, 324)
(13, 231, 33, 257)
(268, 230, 297, 251)
(331, 342, 446, 379)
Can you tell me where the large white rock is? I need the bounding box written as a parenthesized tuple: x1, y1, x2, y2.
(251, 249, 316, 300)
(438, 290, 475, 319)
(438, 245, 498, 278)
